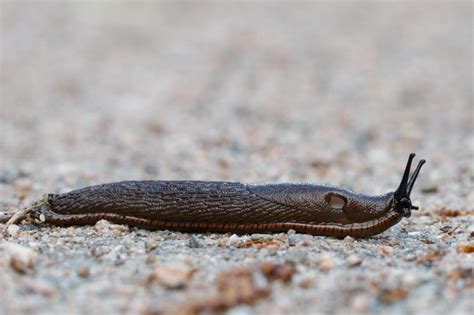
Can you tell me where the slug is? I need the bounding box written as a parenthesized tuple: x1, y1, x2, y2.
(5, 153, 425, 238)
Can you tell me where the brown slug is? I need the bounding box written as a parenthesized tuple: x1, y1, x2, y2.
(5, 153, 425, 238)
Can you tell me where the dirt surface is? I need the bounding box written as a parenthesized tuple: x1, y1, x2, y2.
(0, 2, 473, 315)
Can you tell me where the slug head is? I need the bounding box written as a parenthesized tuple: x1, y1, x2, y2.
(249, 153, 426, 226)
(316, 153, 426, 224)
(392, 153, 426, 218)
(319, 154, 426, 223)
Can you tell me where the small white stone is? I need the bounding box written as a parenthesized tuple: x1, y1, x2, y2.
(346, 254, 362, 267)
(351, 293, 371, 312)
(250, 233, 273, 241)
(39, 213, 46, 222)
(6, 224, 20, 237)
(94, 219, 129, 233)
(228, 234, 241, 246)
(344, 236, 355, 243)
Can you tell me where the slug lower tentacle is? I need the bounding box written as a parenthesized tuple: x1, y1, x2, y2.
(6, 154, 425, 238)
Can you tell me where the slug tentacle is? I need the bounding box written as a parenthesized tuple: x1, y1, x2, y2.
(393, 153, 426, 218)
(4, 153, 426, 238)
(407, 159, 426, 197)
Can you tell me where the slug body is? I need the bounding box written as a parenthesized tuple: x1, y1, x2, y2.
(26, 154, 425, 238)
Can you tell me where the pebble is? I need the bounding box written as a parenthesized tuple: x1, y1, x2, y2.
(401, 273, 422, 287)
(456, 243, 474, 253)
(344, 236, 355, 243)
(378, 287, 409, 304)
(227, 305, 254, 315)
(403, 254, 417, 262)
(318, 255, 335, 272)
(188, 235, 202, 248)
(6, 224, 20, 237)
(421, 184, 439, 194)
(288, 234, 313, 247)
(78, 266, 91, 278)
(7, 243, 38, 273)
(287, 234, 298, 246)
(297, 276, 316, 288)
(145, 240, 159, 252)
(146, 255, 157, 264)
(351, 293, 371, 312)
(379, 245, 394, 255)
(228, 234, 242, 246)
(91, 246, 109, 258)
(148, 264, 195, 289)
(250, 234, 274, 241)
(346, 255, 362, 267)
(94, 220, 129, 233)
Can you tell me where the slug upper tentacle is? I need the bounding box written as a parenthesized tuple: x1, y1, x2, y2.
(5, 153, 426, 238)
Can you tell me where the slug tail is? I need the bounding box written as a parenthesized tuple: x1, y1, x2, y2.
(3, 196, 48, 233)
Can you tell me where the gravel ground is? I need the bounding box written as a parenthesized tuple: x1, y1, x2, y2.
(0, 2, 473, 315)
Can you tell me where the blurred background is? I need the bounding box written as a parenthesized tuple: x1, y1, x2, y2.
(1, 1, 472, 208)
